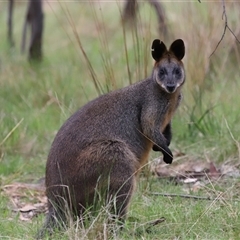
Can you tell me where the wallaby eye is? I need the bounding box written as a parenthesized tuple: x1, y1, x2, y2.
(174, 68, 182, 78)
(159, 68, 166, 78)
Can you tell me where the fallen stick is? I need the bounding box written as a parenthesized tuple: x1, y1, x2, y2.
(149, 192, 211, 200)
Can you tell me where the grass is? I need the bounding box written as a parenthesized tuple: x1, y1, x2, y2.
(0, 0, 240, 239)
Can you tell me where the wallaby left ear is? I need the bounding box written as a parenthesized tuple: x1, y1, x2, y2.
(151, 39, 167, 62)
(169, 39, 185, 61)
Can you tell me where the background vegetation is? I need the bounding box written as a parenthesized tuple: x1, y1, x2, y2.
(0, 0, 240, 239)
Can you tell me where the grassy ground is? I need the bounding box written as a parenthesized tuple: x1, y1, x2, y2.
(0, 0, 240, 239)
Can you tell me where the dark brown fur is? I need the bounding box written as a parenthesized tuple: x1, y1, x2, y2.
(37, 39, 185, 238)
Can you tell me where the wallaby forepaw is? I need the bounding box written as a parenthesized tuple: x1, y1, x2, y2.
(152, 144, 161, 151)
(163, 152, 173, 164)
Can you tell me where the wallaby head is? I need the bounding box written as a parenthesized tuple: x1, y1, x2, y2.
(151, 39, 185, 93)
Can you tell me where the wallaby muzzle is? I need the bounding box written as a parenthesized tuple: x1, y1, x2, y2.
(166, 84, 177, 93)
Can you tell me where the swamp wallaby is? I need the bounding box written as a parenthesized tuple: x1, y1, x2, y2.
(38, 39, 185, 237)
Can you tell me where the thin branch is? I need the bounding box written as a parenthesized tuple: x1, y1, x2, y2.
(210, 0, 227, 57)
(150, 192, 211, 200)
(227, 25, 240, 44)
(150, 191, 240, 202)
(210, 0, 240, 57)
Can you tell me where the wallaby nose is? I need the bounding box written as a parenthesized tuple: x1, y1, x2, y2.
(166, 85, 176, 93)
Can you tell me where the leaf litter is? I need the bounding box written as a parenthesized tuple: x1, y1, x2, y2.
(150, 151, 240, 198)
(151, 156, 240, 181)
(2, 178, 47, 222)
(2, 153, 240, 222)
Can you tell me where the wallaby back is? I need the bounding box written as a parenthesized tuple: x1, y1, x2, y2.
(38, 39, 185, 238)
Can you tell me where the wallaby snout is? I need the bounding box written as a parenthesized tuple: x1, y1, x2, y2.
(166, 85, 176, 93)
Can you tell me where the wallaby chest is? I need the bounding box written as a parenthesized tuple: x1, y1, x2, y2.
(160, 92, 181, 132)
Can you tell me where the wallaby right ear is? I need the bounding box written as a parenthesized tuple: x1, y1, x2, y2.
(151, 39, 167, 62)
(169, 39, 185, 61)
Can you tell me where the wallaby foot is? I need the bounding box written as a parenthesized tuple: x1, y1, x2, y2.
(36, 204, 68, 239)
(36, 213, 56, 239)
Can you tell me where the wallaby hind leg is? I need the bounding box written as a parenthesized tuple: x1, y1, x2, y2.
(42, 140, 139, 237)
(108, 163, 137, 223)
(75, 140, 139, 223)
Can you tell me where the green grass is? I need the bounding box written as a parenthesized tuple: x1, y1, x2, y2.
(1, 178, 240, 239)
(1, 0, 240, 239)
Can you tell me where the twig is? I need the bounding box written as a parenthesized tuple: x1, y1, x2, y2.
(145, 217, 166, 233)
(185, 193, 222, 236)
(148, 217, 165, 226)
(65, 5, 103, 96)
(134, 217, 166, 234)
(210, 0, 240, 57)
(150, 192, 211, 200)
(0, 118, 24, 146)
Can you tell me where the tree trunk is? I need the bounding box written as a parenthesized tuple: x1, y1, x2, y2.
(148, 0, 168, 36)
(22, 0, 44, 61)
(122, 0, 167, 37)
(7, 0, 14, 47)
(123, 0, 138, 22)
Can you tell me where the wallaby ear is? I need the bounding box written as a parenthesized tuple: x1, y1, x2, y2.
(151, 39, 167, 61)
(169, 39, 185, 60)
